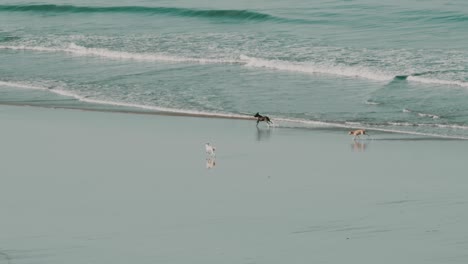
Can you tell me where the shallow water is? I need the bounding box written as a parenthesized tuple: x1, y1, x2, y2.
(1, 0, 468, 138)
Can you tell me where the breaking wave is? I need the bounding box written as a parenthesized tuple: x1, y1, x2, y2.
(2, 80, 468, 140)
(0, 80, 250, 119)
(1, 44, 467, 87)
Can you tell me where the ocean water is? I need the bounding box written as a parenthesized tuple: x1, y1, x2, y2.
(1, 0, 468, 138)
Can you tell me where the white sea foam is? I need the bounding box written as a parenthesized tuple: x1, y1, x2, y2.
(0, 44, 238, 64)
(386, 121, 468, 131)
(239, 55, 393, 82)
(2, 44, 467, 88)
(408, 76, 468, 88)
(388, 122, 415, 126)
(434, 124, 468, 130)
(274, 117, 349, 128)
(2, 79, 467, 139)
(365, 100, 380, 105)
(274, 117, 468, 139)
(345, 121, 362, 126)
(418, 112, 440, 119)
(66, 43, 240, 64)
(362, 127, 468, 140)
(0, 44, 394, 81)
(403, 108, 440, 119)
(0, 80, 251, 119)
(0, 45, 59, 53)
(0, 80, 45, 90)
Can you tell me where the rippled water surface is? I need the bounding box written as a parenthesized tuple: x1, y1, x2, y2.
(1, 0, 468, 138)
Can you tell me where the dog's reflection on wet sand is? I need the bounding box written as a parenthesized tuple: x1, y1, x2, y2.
(351, 141, 367, 152)
(256, 126, 272, 141)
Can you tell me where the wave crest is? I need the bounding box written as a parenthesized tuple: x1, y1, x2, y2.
(0, 4, 286, 22)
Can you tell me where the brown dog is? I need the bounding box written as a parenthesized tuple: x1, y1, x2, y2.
(348, 129, 370, 140)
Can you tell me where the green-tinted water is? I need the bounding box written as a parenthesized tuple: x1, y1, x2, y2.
(1, 0, 468, 137)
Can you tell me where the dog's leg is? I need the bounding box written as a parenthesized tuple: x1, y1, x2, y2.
(364, 133, 371, 140)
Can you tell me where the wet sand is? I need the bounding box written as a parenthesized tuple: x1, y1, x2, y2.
(1, 105, 467, 264)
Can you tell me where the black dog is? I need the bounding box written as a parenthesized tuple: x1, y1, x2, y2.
(254, 112, 273, 126)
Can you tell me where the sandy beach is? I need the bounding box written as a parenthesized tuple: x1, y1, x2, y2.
(1, 105, 467, 264)
(2, 0, 468, 262)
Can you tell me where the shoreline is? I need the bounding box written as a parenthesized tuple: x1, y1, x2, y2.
(1, 101, 467, 141)
(1, 104, 468, 264)
(0, 101, 255, 120)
